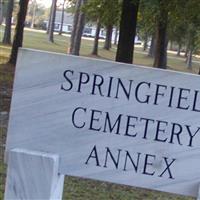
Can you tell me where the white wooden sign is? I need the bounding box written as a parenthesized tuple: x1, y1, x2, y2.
(5, 48, 200, 198)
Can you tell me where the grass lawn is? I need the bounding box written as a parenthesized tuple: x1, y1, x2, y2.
(1, 26, 200, 72)
(0, 27, 198, 199)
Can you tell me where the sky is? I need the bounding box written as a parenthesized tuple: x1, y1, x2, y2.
(37, 0, 66, 8)
(37, 0, 52, 8)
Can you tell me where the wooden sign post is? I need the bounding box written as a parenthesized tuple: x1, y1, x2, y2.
(5, 48, 200, 199)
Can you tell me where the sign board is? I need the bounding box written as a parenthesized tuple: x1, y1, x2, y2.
(6, 48, 200, 197)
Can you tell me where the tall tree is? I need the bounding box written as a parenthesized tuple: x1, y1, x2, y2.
(46, 1, 53, 34)
(83, 0, 120, 54)
(184, 1, 200, 69)
(116, 0, 140, 63)
(59, 0, 66, 35)
(186, 25, 196, 69)
(91, 19, 101, 55)
(153, 0, 169, 69)
(148, 34, 156, 57)
(102, 0, 120, 50)
(138, 0, 156, 52)
(9, 0, 29, 64)
(103, 25, 113, 50)
(166, 0, 187, 57)
(26, 2, 46, 28)
(114, 27, 119, 45)
(2, 0, 14, 44)
(142, 33, 148, 51)
(168, 20, 186, 57)
(30, 0, 37, 28)
(72, 0, 86, 55)
(165, 0, 200, 69)
(70, 0, 87, 55)
(82, 0, 104, 55)
(69, 0, 82, 53)
(48, 0, 57, 42)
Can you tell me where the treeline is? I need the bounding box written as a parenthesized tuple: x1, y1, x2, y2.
(2, 0, 200, 69)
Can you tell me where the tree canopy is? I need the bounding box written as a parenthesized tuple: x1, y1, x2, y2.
(4, 0, 200, 69)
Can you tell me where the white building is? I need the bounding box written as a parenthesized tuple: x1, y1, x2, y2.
(45, 11, 106, 38)
(45, 11, 73, 33)
(83, 26, 106, 39)
(45, 11, 142, 44)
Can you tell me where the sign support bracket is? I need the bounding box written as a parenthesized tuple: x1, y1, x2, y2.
(4, 148, 64, 200)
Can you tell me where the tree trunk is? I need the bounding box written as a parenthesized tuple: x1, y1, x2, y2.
(114, 27, 118, 45)
(169, 41, 173, 50)
(177, 43, 181, 56)
(187, 49, 193, 69)
(91, 20, 101, 56)
(59, 0, 65, 35)
(31, 0, 36, 28)
(153, 0, 168, 69)
(143, 33, 148, 51)
(70, 0, 86, 55)
(104, 25, 113, 50)
(148, 34, 155, 57)
(9, 0, 29, 65)
(115, 0, 139, 63)
(184, 50, 188, 58)
(46, 2, 53, 34)
(69, 0, 82, 53)
(184, 44, 189, 58)
(2, 0, 14, 44)
(48, 0, 57, 42)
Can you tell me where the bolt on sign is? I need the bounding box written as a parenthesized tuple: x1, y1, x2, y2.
(5, 48, 200, 198)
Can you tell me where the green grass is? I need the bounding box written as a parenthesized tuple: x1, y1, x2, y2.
(1, 25, 200, 73)
(63, 177, 193, 200)
(0, 27, 199, 199)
